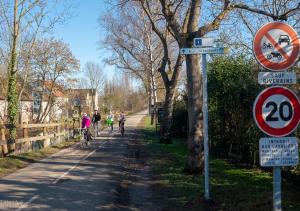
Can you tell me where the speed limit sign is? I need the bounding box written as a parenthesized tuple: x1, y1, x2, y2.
(253, 86, 300, 137)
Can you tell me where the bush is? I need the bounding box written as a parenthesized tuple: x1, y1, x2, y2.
(207, 56, 262, 164)
(171, 95, 188, 138)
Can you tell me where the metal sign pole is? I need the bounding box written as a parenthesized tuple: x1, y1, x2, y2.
(201, 53, 210, 200)
(181, 40, 225, 201)
(273, 167, 282, 211)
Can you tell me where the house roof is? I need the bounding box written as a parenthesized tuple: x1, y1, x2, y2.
(43, 81, 65, 97)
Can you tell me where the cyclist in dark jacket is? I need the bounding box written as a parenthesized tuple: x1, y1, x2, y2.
(92, 110, 101, 136)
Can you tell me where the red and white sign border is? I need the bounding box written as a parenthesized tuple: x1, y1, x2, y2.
(253, 21, 300, 71)
(253, 86, 300, 137)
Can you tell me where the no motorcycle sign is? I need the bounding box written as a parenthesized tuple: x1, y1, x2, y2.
(253, 21, 300, 71)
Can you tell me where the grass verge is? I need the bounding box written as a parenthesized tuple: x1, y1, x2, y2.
(0, 138, 79, 178)
(142, 116, 300, 211)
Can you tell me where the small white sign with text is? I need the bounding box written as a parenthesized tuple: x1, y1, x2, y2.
(258, 72, 296, 85)
(259, 137, 299, 167)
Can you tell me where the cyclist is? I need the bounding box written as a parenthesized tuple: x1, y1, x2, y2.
(118, 111, 126, 131)
(107, 111, 114, 131)
(92, 109, 101, 136)
(81, 113, 92, 144)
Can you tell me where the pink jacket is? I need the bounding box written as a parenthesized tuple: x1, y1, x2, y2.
(82, 116, 91, 128)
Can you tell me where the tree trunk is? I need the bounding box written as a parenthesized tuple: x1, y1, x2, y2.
(7, 0, 19, 150)
(160, 85, 175, 144)
(148, 90, 152, 115)
(184, 54, 204, 174)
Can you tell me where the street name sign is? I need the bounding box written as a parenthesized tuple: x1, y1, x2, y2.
(253, 86, 300, 137)
(259, 137, 298, 167)
(258, 72, 296, 85)
(180, 39, 226, 200)
(180, 47, 226, 55)
(253, 22, 300, 71)
(193, 38, 214, 47)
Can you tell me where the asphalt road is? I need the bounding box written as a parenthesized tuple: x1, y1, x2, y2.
(0, 110, 157, 211)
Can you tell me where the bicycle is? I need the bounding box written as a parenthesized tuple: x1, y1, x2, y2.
(107, 118, 114, 134)
(119, 120, 125, 136)
(80, 128, 90, 148)
(108, 123, 113, 134)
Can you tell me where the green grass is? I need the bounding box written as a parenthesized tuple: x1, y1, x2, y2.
(142, 117, 202, 208)
(142, 116, 300, 210)
(0, 138, 79, 177)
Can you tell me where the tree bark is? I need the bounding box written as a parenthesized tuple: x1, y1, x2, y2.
(184, 53, 204, 173)
(7, 0, 19, 146)
(183, 0, 204, 173)
(160, 84, 175, 143)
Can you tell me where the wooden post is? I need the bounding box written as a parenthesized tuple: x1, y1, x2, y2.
(56, 121, 60, 133)
(23, 124, 28, 138)
(64, 120, 68, 140)
(43, 125, 47, 148)
(55, 121, 59, 144)
(23, 122, 29, 152)
(1, 127, 8, 156)
(43, 126, 47, 136)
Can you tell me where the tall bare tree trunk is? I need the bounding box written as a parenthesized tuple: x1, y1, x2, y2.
(185, 53, 204, 173)
(160, 85, 175, 143)
(183, 0, 204, 173)
(7, 0, 19, 148)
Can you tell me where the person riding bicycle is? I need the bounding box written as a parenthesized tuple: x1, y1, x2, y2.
(92, 109, 101, 136)
(81, 112, 92, 142)
(118, 111, 126, 130)
(106, 111, 114, 131)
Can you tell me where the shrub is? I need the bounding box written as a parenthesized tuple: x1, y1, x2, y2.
(207, 56, 262, 164)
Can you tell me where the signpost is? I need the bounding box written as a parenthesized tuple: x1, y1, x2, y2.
(180, 37, 225, 200)
(258, 72, 296, 85)
(253, 22, 300, 211)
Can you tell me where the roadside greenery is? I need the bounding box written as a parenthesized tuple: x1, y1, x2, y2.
(171, 56, 262, 164)
(207, 56, 262, 164)
(142, 116, 300, 210)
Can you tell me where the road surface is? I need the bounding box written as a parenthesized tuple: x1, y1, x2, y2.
(0, 110, 159, 211)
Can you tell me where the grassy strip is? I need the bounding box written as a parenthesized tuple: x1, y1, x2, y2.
(0, 138, 79, 178)
(142, 116, 300, 210)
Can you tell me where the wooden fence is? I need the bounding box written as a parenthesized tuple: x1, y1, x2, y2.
(0, 120, 81, 157)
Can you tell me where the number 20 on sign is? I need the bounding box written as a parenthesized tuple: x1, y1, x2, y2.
(253, 86, 300, 137)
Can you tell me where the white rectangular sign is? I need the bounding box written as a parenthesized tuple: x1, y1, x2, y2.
(180, 47, 226, 55)
(193, 38, 214, 47)
(258, 72, 297, 85)
(259, 137, 299, 167)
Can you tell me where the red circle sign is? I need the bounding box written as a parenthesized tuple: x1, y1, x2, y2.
(253, 86, 300, 137)
(253, 22, 300, 71)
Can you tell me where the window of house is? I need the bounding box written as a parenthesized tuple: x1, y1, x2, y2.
(32, 93, 41, 114)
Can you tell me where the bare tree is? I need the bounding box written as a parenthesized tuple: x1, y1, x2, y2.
(30, 38, 80, 123)
(101, 74, 145, 112)
(137, 0, 187, 143)
(83, 62, 106, 112)
(156, 0, 300, 173)
(0, 0, 75, 142)
(101, 1, 162, 116)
